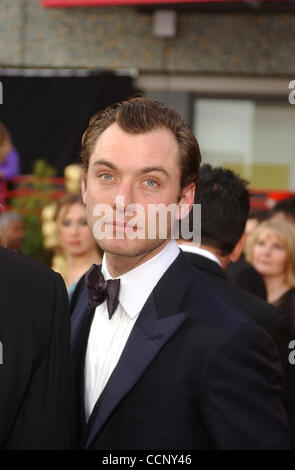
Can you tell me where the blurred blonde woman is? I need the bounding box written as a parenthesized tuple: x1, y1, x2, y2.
(247, 217, 295, 448)
(246, 218, 295, 322)
(55, 193, 102, 299)
(0, 122, 20, 204)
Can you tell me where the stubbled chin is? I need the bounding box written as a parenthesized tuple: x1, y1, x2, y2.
(97, 238, 163, 258)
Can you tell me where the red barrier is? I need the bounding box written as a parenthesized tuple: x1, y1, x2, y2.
(250, 189, 295, 211)
(2, 175, 295, 213)
(1, 175, 66, 212)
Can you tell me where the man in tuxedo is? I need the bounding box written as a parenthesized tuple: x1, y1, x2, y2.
(179, 163, 295, 446)
(71, 97, 290, 449)
(0, 246, 75, 449)
(179, 164, 284, 334)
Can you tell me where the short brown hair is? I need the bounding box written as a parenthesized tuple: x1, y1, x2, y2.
(81, 97, 201, 191)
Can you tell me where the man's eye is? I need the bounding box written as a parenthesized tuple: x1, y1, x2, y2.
(100, 173, 113, 181)
(144, 179, 158, 188)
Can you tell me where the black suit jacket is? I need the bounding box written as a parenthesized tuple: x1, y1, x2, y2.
(183, 252, 284, 335)
(0, 246, 75, 449)
(71, 251, 290, 450)
(184, 251, 295, 447)
(226, 258, 267, 300)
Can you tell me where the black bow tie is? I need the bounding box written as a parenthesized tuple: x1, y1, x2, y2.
(85, 264, 121, 319)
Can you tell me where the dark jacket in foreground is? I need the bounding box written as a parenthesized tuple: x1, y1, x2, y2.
(71, 252, 290, 450)
(0, 246, 75, 449)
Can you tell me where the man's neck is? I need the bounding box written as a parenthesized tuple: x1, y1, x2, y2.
(200, 245, 230, 269)
(105, 239, 171, 278)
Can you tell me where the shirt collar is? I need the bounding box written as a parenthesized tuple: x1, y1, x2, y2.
(180, 243, 222, 267)
(101, 240, 180, 319)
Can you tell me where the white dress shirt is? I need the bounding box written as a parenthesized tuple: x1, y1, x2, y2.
(179, 243, 222, 267)
(84, 239, 180, 420)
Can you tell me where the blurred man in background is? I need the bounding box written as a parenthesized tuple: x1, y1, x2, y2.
(179, 164, 295, 446)
(178, 164, 283, 333)
(0, 212, 24, 251)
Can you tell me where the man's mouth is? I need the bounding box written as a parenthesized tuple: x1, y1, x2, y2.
(104, 222, 139, 231)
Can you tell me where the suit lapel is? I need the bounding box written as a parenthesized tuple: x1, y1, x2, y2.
(71, 285, 94, 369)
(84, 252, 195, 449)
(71, 285, 96, 439)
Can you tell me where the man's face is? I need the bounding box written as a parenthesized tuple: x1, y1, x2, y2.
(4, 220, 25, 250)
(82, 123, 195, 259)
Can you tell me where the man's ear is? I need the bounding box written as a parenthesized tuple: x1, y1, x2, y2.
(176, 183, 196, 221)
(230, 232, 247, 263)
(81, 170, 88, 205)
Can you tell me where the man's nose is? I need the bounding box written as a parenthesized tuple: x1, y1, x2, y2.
(113, 181, 134, 213)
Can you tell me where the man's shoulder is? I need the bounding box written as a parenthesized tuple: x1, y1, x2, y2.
(225, 280, 283, 328)
(182, 253, 281, 334)
(173, 266, 278, 373)
(0, 246, 59, 285)
(0, 246, 68, 356)
(184, 269, 253, 329)
(0, 246, 66, 321)
(154, 251, 252, 330)
(200, 264, 282, 333)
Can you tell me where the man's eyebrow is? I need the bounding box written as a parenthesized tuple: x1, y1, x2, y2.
(92, 161, 169, 178)
(92, 160, 118, 171)
(137, 166, 169, 178)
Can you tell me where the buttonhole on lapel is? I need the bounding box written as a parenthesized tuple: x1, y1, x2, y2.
(149, 334, 164, 342)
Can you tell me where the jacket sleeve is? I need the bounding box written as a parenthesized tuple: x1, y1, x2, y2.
(198, 323, 291, 449)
